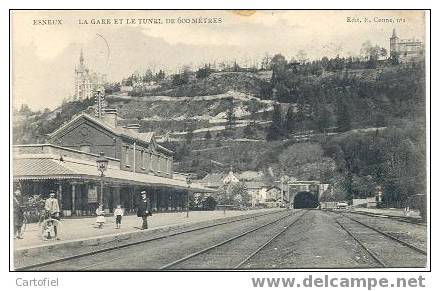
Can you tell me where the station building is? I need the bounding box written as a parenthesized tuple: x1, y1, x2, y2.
(13, 109, 212, 216)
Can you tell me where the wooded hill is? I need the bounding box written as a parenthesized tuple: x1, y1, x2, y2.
(13, 56, 426, 203)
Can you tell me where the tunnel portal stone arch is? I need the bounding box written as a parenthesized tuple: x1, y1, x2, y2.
(288, 182, 321, 209)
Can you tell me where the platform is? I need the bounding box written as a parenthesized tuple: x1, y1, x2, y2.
(13, 209, 279, 250)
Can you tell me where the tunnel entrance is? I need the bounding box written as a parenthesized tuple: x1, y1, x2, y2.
(293, 191, 319, 209)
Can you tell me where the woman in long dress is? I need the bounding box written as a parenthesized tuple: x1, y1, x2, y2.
(96, 204, 106, 228)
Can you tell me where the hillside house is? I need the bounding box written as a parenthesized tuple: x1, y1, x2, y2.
(199, 170, 279, 207)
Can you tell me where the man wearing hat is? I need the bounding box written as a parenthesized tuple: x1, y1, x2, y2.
(44, 190, 60, 239)
(13, 189, 24, 239)
(137, 191, 150, 229)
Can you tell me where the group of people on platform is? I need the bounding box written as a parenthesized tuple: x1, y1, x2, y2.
(13, 189, 61, 239)
(94, 190, 151, 230)
(13, 188, 152, 240)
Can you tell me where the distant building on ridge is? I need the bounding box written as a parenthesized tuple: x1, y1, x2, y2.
(73, 50, 106, 100)
(389, 28, 424, 63)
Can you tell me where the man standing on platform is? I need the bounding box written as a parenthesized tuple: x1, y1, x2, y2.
(137, 191, 150, 230)
(44, 190, 61, 239)
(13, 189, 24, 239)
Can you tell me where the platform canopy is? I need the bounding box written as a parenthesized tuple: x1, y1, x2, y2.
(13, 154, 213, 193)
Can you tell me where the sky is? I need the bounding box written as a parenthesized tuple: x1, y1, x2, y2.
(11, 10, 426, 110)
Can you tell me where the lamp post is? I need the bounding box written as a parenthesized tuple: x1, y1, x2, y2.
(186, 177, 192, 218)
(96, 152, 109, 205)
(224, 183, 229, 215)
(280, 175, 284, 201)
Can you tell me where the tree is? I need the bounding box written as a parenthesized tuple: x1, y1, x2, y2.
(360, 40, 373, 61)
(352, 175, 376, 198)
(270, 54, 288, 71)
(273, 82, 290, 102)
(172, 66, 191, 86)
(345, 182, 354, 204)
(142, 69, 154, 83)
(232, 61, 241, 72)
(226, 182, 250, 207)
(261, 53, 272, 70)
(218, 61, 227, 71)
(196, 64, 213, 79)
(322, 125, 425, 207)
(243, 124, 255, 139)
(174, 143, 190, 161)
(121, 78, 132, 86)
(285, 105, 296, 133)
(225, 98, 236, 137)
(154, 70, 166, 81)
(390, 51, 399, 65)
(202, 196, 217, 210)
(315, 105, 332, 133)
(295, 95, 308, 131)
(204, 130, 212, 140)
(245, 100, 261, 125)
(270, 54, 288, 85)
(185, 122, 195, 144)
(266, 103, 285, 140)
(296, 50, 308, 65)
(172, 73, 188, 86)
(380, 48, 388, 59)
(189, 192, 201, 209)
(360, 41, 387, 68)
(336, 96, 352, 132)
(321, 56, 330, 71)
(104, 82, 121, 94)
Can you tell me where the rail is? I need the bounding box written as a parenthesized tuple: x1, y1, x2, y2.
(15, 209, 287, 271)
(160, 210, 309, 269)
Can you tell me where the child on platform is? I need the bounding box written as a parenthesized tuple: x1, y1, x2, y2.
(96, 204, 106, 228)
(114, 205, 124, 229)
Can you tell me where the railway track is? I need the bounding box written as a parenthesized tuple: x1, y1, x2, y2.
(334, 213, 427, 268)
(161, 210, 309, 269)
(15, 209, 290, 271)
(347, 210, 426, 226)
(235, 210, 308, 269)
(325, 209, 425, 226)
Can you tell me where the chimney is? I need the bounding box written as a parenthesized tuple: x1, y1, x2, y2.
(126, 123, 140, 133)
(102, 108, 118, 127)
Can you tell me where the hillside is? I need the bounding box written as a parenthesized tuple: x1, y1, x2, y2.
(13, 60, 426, 205)
(14, 62, 424, 144)
(147, 71, 273, 98)
(106, 91, 272, 135)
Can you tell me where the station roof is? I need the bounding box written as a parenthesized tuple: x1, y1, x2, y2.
(13, 154, 213, 193)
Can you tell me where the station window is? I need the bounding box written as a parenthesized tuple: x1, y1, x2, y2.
(125, 145, 130, 167)
(141, 150, 145, 169)
(157, 156, 162, 173)
(166, 158, 171, 175)
(152, 154, 156, 172)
